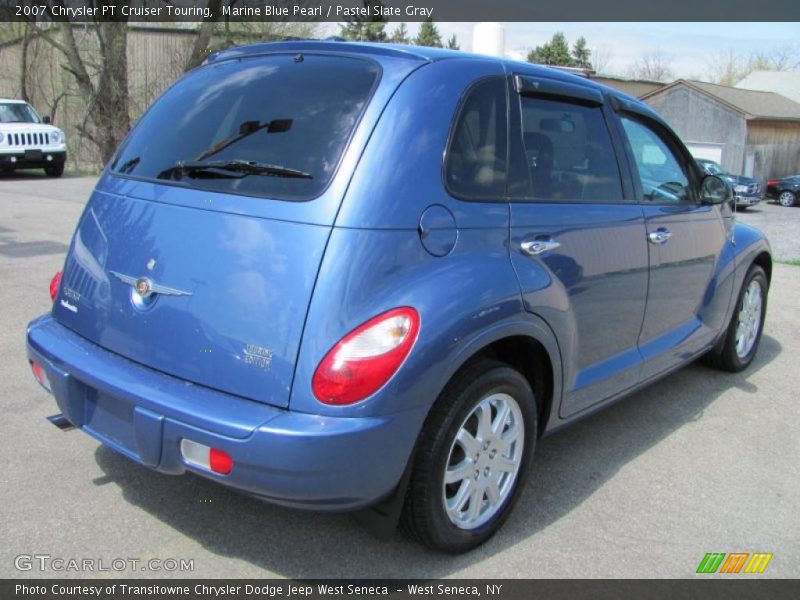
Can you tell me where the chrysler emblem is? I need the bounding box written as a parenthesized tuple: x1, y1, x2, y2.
(110, 271, 192, 298)
(135, 278, 151, 297)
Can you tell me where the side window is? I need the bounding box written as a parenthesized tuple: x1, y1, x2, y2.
(514, 96, 623, 202)
(620, 116, 692, 204)
(444, 78, 507, 200)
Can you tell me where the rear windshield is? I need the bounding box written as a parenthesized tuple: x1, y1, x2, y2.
(110, 54, 380, 201)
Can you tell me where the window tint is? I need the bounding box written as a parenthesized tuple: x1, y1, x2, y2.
(110, 54, 379, 201)
(514, 96, 622, 202)
(620, 116, 692, 204)
(445, 78, 507, 199)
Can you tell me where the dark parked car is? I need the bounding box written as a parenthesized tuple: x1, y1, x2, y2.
(696, 158, 761, 209)
(766, 175, 800, 207)
(26, 42, 771, 553)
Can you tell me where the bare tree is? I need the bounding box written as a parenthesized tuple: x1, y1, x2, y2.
(183, 11, 321, 72)
(705, 44, 800, 86)
(30, 16, 131, 165)
(590, 45, 613, 75)
(627, 51, 674, 83)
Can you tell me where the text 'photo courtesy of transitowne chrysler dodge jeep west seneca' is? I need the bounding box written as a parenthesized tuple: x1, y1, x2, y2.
(26, 41, 772, 553)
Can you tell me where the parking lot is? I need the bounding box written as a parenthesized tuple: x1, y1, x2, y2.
(1, 173, 798, 578)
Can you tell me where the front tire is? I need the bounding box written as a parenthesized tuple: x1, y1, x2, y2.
(401, 360, 537, 553)
(778, 191, 796, 207)
(44, 163, 64, 178)
(707, 264, 768, 372)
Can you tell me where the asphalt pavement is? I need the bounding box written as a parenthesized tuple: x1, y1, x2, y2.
(1, 173, 798, 578)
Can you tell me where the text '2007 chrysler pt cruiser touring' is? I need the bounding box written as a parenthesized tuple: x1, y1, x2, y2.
(27, 42, 771, 553)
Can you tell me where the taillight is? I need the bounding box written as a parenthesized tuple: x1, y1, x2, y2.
(49, 270, 62, 301)
(312, 307, 420, 405)
(767, 179, 779, 186)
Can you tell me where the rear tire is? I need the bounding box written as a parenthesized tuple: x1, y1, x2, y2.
(401, 359, 537, 553)
(778, 191, 796, 207)
(44, 163, 64, 178)
(706, 264, 768, 372)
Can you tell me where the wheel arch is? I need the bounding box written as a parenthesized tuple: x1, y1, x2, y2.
(436, 317, 563, 437)
(753, 251, 772, 285)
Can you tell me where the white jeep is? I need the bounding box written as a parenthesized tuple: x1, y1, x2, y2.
(0, 99, 67, 177)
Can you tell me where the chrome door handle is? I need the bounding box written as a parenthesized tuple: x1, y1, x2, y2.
(648, 229, 672, 245)
(520, 238, 561, 256)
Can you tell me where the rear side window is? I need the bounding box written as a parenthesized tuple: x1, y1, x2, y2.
(514, 96, 623, 202)
(110, 54, 379, 201)
(444, 78, 508, 200)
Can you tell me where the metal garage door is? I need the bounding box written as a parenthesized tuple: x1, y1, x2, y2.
(685, 142, 723, 163)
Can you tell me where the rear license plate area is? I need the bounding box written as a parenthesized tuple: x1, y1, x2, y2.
(83, 388, 139, 459)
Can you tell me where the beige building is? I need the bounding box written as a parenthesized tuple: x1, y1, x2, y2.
(641, 80, 800, 180)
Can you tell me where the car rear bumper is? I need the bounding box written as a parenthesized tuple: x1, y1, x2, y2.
(26, 314, 426, 511)
(1, 149, 66, 169)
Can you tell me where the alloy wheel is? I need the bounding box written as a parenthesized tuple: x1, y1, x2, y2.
(735, 279, 763, 359)
(442, 392, 524, 530)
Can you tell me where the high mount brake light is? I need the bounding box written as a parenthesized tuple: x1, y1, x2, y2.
(312, 307, 420, 405)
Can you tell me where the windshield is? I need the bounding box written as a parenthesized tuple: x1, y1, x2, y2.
(110, 54, 380, 201)
(0, 102, 41, 123)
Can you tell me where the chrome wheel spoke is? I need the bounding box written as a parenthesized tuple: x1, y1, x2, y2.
(456, 428, 480, 457)
(445, 459, 473, 485)
(477, 401, 493, 442)
(495, 455, 517, 473)
(485, 476, 502, 505)
(492, 401, 510, 436)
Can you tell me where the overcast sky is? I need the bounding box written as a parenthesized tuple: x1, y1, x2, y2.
(324, 22, 800, 80)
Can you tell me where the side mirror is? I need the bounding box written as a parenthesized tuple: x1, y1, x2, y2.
(700, 174, 732, 205)
(42, 115, 51, 124)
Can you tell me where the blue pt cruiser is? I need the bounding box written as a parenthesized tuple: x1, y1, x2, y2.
(27, 42, 771, 553)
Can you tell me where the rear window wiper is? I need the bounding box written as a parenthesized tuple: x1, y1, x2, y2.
(158, 159, 313, 181)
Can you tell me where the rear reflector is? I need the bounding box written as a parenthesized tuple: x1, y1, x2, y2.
(180, 439, 233, 475)
(49, 270, 62, 302)
(30, 360, 52, 393)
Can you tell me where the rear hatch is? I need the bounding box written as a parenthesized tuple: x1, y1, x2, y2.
(52, 49, 407, 408)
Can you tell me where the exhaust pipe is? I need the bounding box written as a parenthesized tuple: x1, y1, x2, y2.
(47, 413, 75, 431)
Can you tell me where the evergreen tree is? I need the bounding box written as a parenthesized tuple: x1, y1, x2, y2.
(390, 23, 410, 44)
(414, 19, 443, 48)
(338, 21, 387, 42)
(338, 1, 387, 42)
(571, 37, 593, 69)
(446, 34, 460, 50)
(527, 32, 574, 66)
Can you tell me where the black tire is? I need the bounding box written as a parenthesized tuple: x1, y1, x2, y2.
(706, 264, 768, 372)
(401, 359, 537, 553)
(44, 163, 64, 178)
(778, 190, 796, 207)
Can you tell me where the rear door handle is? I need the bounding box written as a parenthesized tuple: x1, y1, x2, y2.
(521, 238, 561, 256)
(648, 229, 672, 245)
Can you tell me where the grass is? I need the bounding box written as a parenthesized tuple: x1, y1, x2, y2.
(776, 259, 800, 267)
